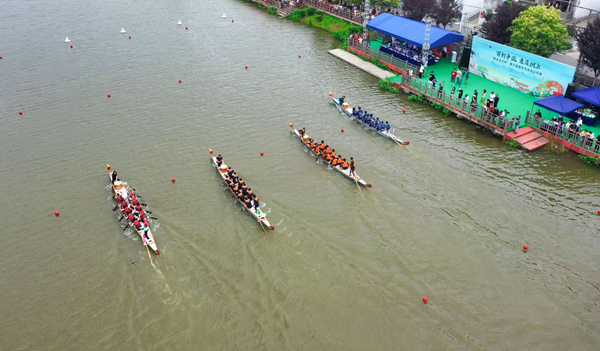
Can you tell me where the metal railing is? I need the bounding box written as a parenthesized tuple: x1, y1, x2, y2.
(525, 113, 600, 152)
(401, 74, 517, 132)
(347, 40, 420, 74)
(302, 0, 364, 25)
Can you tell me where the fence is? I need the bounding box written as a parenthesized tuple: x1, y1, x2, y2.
(347, 40, 420, 75)
(401, 74, 517, 132)
(526, 113, 600, 153)
(302, 0, 363, 25)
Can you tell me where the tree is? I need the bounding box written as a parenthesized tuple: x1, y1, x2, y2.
(509, 5, 571, 58)
(370, 0, 400, 9)
(431, 0, 461, 29)
(402, 0, 435, 21)
(577, 17, 600, 85)
(480, 2, 527, 44)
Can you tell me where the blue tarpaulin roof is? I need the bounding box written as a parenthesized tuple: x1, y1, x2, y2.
(572, 87, 600, 106)
(367, 14, 464, 48)
(533, 95, 583, 115)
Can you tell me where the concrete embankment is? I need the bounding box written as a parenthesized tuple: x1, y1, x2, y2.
(328, 49, 396, 80)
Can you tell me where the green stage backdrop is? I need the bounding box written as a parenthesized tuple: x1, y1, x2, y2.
(468, 37, 576, 98)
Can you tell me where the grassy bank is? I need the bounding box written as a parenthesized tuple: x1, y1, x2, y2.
(288, 8, 362, 43)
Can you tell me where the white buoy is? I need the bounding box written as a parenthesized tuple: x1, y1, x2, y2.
(222, 13, 227, 19)
(64, 37, 71, 43)
(177, 20, 182, 26)
(120, 28, 127, 34)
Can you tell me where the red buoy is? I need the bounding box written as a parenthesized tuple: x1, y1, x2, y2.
(171, 178, 176, 183)
(107, 94, 111, 98)
(185, 27, 189, 30)
(179, 79, 182, 83)
(54, 211, 60, 216)
(299, 54, 302, 58)
(523, 245, 529, 251)
(423, 296, 428, 304)
(402, 109, 407, 113)
(341, 128, 345, 132)
(245, 66, 248, 69)
(260, 152, 264, 156)
(18, 111, 23, 115)
(70, 45, 73, 49)
(0, 56, 3, 59)
(597, 209, 600, 215)
(128, 36, 131, 39)
(232, 19, 234, 23)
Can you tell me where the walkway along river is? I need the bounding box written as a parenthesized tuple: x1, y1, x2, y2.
(1, 0, 600, 350)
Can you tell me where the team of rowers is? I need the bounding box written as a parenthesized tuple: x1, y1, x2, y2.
(350, 107, 391, 133)
(215, 155, 262, 212)
(111, 170, 152, 242)
(297, 128, 357, 175)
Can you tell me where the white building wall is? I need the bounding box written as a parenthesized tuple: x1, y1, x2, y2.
(458, 0, 502, 16)
(574, 0, 600, 19)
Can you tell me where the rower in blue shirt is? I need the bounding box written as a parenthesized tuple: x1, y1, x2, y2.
(351, 107, 356, 116)
(385, 121, 391, 132)
(369, 119, 376, 127)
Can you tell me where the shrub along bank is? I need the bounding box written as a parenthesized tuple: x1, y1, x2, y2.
(288, 8, 362, 43)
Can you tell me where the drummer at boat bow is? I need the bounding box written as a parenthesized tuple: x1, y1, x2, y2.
(338, 96, 345, 104)
(216, 154, 223, 167)
(111, 171, 119, 183)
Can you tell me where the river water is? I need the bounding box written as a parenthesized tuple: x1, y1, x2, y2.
(1, 0, 599, 350)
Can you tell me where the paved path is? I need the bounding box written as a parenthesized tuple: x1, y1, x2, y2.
(328, 49, 396, 80)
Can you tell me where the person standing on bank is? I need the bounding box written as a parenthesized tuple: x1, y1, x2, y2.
(494, 94, 500, 109)
(419, 63, 425, 78)
(515, 115, 521, 134)
(455, 69, 462, 86)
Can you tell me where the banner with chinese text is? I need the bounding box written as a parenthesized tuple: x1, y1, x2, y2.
(469, 37, 576, 97)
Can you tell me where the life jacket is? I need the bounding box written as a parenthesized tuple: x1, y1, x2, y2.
(321, 152, 327, 159)
(336, 157, 343, 164)
(318, 143, 325, 151)
(134, 220, 141, 228)
(350, 160, 356, 167)
(342, 161, 349, 168)
(331, 159, 338, 166)
(326, 154, 332, 161)
(136, 204, 142, 211)
(124, 207, 132, 214)
(116, 195, 123, 202)
(325, 147, 331, 154)
(310, 141, 315, 148)
(331, 152, 337, 158)
(139, 211, 145, 219)
(132, 198, 137, 205)
(128, 214, 134, 221)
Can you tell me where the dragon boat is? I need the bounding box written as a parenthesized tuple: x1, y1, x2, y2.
(107, 165, 160, 255)
(329, 93, 409, 146)
(209, 149, 275, 231)
(289, 123, 372, 188)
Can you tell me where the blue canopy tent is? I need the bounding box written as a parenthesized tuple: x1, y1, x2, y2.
(366, 14, 464, 48)
(533, 95, 583, 115)
(572, 87, 600, 106)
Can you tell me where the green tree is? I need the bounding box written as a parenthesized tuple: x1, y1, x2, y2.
(370, 0, 400, 9)
(480, 2, 527, 44)
(402, 0, 435, 21)
(509, 5, 571, 58)
(577, 17, 600, 85)
(431, 0, 461, 29)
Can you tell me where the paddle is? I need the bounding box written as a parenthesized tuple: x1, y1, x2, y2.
(143, 239, 153, 264)
(149, 216, 158, 220)
(354, 174, 361, 191)
(112, 204, 119, 211)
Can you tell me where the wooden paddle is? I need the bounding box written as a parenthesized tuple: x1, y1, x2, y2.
(143, 239, 153, 264)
